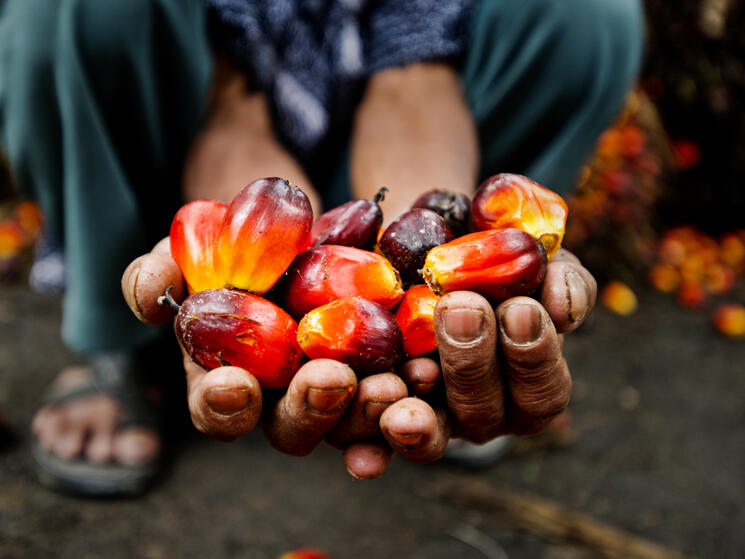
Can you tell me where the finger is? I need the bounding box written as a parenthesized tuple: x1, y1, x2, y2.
(264, 359, 356, 456)
(325, 373, 408, 447)
(540, 249, 597, 333)
(398, 358, 440, 395)
(434, 291, 505, 443)
(122, 251, 185, 326)
(496, 297, 572, 435)
(151, 236, 171, 255)
(343, 441, 395, 480)
(380, 398, 450, 464)
(183, 347, 262, 441)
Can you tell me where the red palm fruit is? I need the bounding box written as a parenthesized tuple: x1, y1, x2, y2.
(677, 281, 707, 309)
(411, 189, 471, 236)
(395, 285, 440, 357)
(379, 208, 454, 285)
(719, 233, 745, 271)
(216, 177, 313, 294)
(472, 174, 568, 260)
(280, 550, 332, 559)
(309, 188, 386, 250)
(174, 288, 303, 388)
(170, 200, 228, 293)
(601, 281, 638, 316)
(712, 304, 745, 339)
(14, 201, 43, 240)
(0, 220, 25, 258)
(422, 228, 547, 302)
(283, 245, 404, 318)
(297, 297, 403, 376)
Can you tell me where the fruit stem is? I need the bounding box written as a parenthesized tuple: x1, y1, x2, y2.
(373, 187, 389, 204)
(157, 285, 182, 312)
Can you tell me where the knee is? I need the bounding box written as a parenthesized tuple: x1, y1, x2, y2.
(62, 0, 164, 67)
(543, 0, 645, 100)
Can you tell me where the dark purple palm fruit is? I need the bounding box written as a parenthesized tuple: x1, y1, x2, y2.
(378, 208, 454, 285)
(411, 189, 471, 237)
(309, 188, 387, 251)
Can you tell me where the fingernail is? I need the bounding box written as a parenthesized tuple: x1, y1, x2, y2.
(124, 265, 141, 310)
(411, 382, 436, 395)
(442, 308, 485, 344)
(363, 400, 391, 422)
(500, 303, 544, 345)
(388, 431, 424, 448)
(205, 387, 250, 416)
(566, 271, 589, 322)
(307, 387, 352, 414)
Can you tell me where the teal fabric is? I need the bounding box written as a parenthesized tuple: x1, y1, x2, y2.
(0, 0, 643, 353)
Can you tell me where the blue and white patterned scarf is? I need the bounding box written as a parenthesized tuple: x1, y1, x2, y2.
(205, 0, 472, 158)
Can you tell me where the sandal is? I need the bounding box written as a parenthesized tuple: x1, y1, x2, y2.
(30, 352, 164, 497)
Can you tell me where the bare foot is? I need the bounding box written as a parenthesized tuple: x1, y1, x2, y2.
(31, 366, 160, 466)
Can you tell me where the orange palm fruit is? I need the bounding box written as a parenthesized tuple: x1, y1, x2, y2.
(601, 281, 637, 316)
(283, 245, 404, 318)
(297, 297, 403, 376)
(170, 200, 228, 293)
(395, 285, 440, 357)
(712, 304, 745, 339)
(704, 263, 735, 295)
(719, 233, 745, 271)
(174, 288, 303, 388)
(471, 174, 568, 259)
(422, 228, 547, 302)
(215, 177, 313, 294)
(649, 262, 680, 293)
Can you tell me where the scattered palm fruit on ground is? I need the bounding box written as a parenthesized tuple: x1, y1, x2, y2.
(472, 173, 568, 260)
(378, 208, 454, 285)
(712, 304, 745, 339)
(601, 281, 638, 316)
(647, 226, 745, 339)
(395, 285, 440, 358)
(164, 174, 568, 385)
(172, 288, 303, 388)
(280, 550, 331, 559)
(0, 200, 43, 279)
(411, 189, 471, 236)
(422, 228, 547, 301)
(282, 245, 403, 318)
(309, 187, 385, 250)
(297, 297, 403, 376)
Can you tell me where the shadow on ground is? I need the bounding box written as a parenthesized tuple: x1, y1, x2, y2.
(1, 284, 743, 558)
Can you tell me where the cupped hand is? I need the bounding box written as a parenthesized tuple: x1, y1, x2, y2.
(337, 248, 597, 476)
(122, 242, 595, 479)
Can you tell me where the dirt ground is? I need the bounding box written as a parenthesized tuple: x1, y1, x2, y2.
(1, 282, 743, 559)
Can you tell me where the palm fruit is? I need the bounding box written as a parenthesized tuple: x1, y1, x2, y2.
(170, 200, 228, 293)
(296, 297, 403, 376)
(472, 174, 568, 259)
(215, 177, 313, 294)
(378, 208, 454, 285)
(394, 285, 440, 357)
(174, 288, 303, 388)
(309, 188, 386, 250)
(411, 189, 471, 236)
(283, 245, 404, 318)
(422, 228, 547, 301)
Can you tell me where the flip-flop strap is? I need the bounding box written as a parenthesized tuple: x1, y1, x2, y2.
(41, 354, 161, 432)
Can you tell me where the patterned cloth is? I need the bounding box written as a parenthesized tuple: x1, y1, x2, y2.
(205, 0, 472, 158)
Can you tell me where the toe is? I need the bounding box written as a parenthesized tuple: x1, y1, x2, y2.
(113, 427, 161, 466)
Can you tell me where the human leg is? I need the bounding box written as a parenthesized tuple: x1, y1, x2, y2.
(462, 0, 645, 194)
(0, 0, 211, 494)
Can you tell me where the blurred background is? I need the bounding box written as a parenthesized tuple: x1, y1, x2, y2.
(1, 1, 743, 558)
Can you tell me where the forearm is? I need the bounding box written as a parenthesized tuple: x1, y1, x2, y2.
(351, 63, 479, 223)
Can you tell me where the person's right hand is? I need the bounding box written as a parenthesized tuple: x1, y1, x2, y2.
(121, 238, 406, 473)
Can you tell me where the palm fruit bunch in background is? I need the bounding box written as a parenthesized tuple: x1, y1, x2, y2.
(0, 200, 43, 280)
(168, 174, 568, 388)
